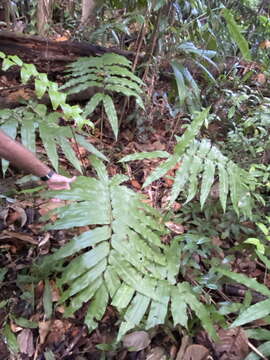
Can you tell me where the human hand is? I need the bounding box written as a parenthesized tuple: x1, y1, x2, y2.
(47, 173, 76, 190)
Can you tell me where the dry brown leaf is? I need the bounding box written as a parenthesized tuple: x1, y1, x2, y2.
(183, 344, 210, 360)
(46, 319, 72, 345)
(39, 320, 51, 345)
(123, 331, 150, 351)
(260, 40, 270, 49)
(176, 336, 191, 360)
(0, 230, 38, 245)
(17, 329, 35, 357)
(214, 327, 249, 360)
(165, 221, 185, 234)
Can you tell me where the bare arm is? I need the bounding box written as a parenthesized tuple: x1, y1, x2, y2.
(0, 130, 76, 190)
(0, 130, 50, 177)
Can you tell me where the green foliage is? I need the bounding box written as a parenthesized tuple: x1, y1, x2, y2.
(38, 156, 217, 340)
(0, 52, 90, 128)
(0, 104, 107, 175)
(121, 109, 258, 217)
(222, 9, 251, 61)
(61, 53, 145, 139)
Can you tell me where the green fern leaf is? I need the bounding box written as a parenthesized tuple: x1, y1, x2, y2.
(105, 76, 142, 93)
(85, 284, 109, 331)
(171, 286, 188, 328)
(105, 84, 145, 109)
(74, 134, 108, 161)
(103, 95, 119, 139)
(39, 122, 59, 172)
(58, 136, 82, 173)
(39, 159, 215, 339)
(108, 65, 144, 84)
(21, 118, 36, 154)
(120, 151, 169, 162)
(102, 53, 132, 67)
(174, 108, 210, 156)
(231, 299, 270, 328)
(200, 158, 215, 208)
(84, 93, 105, 117)
(186, 155, 202, 203)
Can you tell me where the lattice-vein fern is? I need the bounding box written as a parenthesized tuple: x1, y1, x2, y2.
(121, 108, 258, 218)
(61, 53, 145, 139)
(0, 104, 107, 175)
(38, 156, 217, 340)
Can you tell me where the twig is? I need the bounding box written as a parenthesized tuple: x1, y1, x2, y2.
(247, 340, 267, 360)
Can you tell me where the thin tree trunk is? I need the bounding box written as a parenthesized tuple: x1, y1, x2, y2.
(37, 0, 54, 35)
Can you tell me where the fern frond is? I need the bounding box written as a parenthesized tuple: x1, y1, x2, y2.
(39, 156, 217, 340)
(0, 105, 108, 174)
(121, 109, 257, 217)
(63, 53, 145, 139)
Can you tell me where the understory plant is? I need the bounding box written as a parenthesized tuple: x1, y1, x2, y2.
(61, 53, 145, 139)
(120, 108, 259, 218)
(0, 104, 107, 175)
(38, 156, 217, 340)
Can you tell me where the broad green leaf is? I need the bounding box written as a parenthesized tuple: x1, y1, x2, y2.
(59, 242, 109, 285)
(180, 282, 217, 340)
(105, 85, 144, 109)
(200, 158, 215, 208)
(231, 298, 270, 328)
(44, 350, 56, 360)
(107, 65, 144, 84)
(59, 259, 107, 299)
(9, 55, 23, 66)
(174, 108, 210, 156)
(3, 323, 19, 354)
(245, 341, 270, 360)
(58, 136, 82, 173)
(218, 161, 229, 212)
(35, 79, 48, 99)
(2, 58, 15, 71)
(104, 266, 121, 298)
(85, 284, 109, 331)
(75, 134, 108, 161)
(170, 154, 191, 205)
(12, 317, 38, 329)
(171, 61, 187, 106)
(120, 151, 169, 162)
(65, 277, 102, 317)
(245, 328, 270, 341)
(48, 89, 67, 110)
(146, 283, 170, 329)
(39, 123, 58, 172)
(21, 118, 36, 153)
(84, 93, 105, 117)
(112, 283, 135, 309)
(215, 267, 270, 297)
(222, 9, 251, 61)
(103, 95, 119, 139)
(43, 279, 53, 319)
(143, 154, 179, 188)
(185, 155, 202, 203)
(171, 287, 188, 328)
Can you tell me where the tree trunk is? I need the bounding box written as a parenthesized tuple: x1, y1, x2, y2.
(80, 0, 96, 26)
(37, 0, 54, 35)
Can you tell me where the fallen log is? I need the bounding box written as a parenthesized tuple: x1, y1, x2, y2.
(0, 31, 137, 66)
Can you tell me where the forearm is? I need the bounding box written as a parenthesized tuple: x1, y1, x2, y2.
(0, 130, 51, 177)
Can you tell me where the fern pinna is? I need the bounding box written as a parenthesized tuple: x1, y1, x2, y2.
(39, 156, 217, 340)
(61, 53, 145, 139)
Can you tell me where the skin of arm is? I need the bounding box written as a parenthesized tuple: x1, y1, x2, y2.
(0, 130, 76, 190)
